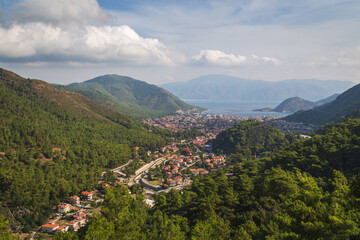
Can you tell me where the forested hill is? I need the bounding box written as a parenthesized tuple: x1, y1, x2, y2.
(212, 120, 299, 156)
(284, 82, 360, 125)
(54, 118, 360, 239)
(63, 74, 203, 119)
(273, 97, 316, 112)
(0, 68, 167, 232)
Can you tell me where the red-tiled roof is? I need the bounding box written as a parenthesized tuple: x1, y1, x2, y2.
(41, 223, 59, 229)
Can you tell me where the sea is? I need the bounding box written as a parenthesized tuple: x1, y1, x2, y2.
(184, 100, 292, 117)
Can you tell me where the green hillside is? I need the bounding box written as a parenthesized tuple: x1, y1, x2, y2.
(0, 68, 167, 232)
(285, 83, 360, 125)
(56, 118, 360, 239)
(212, 120, 299, 156)
(64, 75, 204, 119)
(273, 97, 315, 112)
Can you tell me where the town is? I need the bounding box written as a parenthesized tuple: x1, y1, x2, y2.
(143, 111, 316, 134)
(33, 111, 315, 238)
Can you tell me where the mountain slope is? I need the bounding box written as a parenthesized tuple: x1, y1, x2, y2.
(284, 83, 360, 125)
(212, 120, 298, 156)
(273, 97, 315, 112)
(160, 75, 354, 101)
(0, 68, 167, 232)
(65, 75, 203, 119)
(315, 93, 339, 106)
(271, 94, 339, 112)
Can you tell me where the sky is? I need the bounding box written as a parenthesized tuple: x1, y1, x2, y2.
(0, 0, 359, 85)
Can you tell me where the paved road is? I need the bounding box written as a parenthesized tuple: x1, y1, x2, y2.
(112, 159, 133, 177)
(101, 159, 133, 178)
(128, 157, 168, 186)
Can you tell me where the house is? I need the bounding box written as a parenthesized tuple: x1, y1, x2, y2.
(200, 171, 209, 176)
(67, 221, 80, 231)
(75, 218, 87, 226)
(167, 178, 176, 187)
(57, 203, 71, 214)
(67, 221, 79, 229)
(102, 183, 110, 189)
(171, 166, 179, 174)
(174, 176, 182, 185)
(190, 169, 199, 176)
(204, 159, 211, 164)
(183, 147, 192, 156)
(80, 191, 93, 201)
(54, 225, 69, 232)
(69, 196, 80, 206)
(165, 172, 172, 178)
(41, 223, 59, 233)
(74, 210, 89, 219)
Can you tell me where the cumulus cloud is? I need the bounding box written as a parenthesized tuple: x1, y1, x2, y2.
(14, 0, 109, 26)
(0, 0, 178, 66)
(0, 22, 175, 65)
(192, 49, 280, 66)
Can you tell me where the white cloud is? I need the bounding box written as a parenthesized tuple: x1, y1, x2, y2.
(192, 50, 280, 66)
(14, 0, 109, 26)
(0, 22, 176, 66)
(308, 46, 360, 68)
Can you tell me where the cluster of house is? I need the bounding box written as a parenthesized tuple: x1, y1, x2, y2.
(41, 209, 92, 234)
(189, 168, 209, 176)
(203, 154, 226, 169)
(269, 120, 316, 134)
(143, 112, 259, 134)
(192, 136, 212, 146)
(160, 144, 179, 153)
(162, 155, 200, 187)
(188, 153, 226, 176)
(40, 191, 94, 234)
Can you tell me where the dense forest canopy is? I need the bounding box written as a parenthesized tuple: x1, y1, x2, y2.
(54, 118, 360, 239)
(0, 68, 168, 232)
(212, 120, 299, 157)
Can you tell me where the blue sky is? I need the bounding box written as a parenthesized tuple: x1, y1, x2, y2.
(0, 0, 359, 84)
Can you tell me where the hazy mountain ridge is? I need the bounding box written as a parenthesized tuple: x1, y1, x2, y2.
(64, 75, 203, 119)
(160, 75, 355, 101)
(285, 83, 360, 125)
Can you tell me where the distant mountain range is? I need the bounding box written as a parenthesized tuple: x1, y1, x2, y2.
(54, 75, 204, 120)
(255, 94, 339, 113)
(284, 83, 360, 125)
(160, 75, 355, 101)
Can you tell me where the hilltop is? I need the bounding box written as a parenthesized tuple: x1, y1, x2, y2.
(271, 94, 339, 112)
(284, 82, 360, 125)
(0, 68, 167, 232)
(61, 75, 204, 120)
